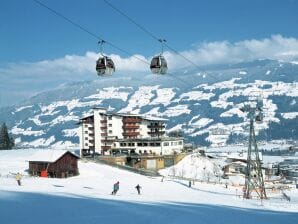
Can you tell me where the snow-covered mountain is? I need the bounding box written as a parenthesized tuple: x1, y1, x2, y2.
(0, 59, 297, 148)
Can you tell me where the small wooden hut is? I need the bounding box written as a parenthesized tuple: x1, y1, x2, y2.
(28, 150, 80, 178)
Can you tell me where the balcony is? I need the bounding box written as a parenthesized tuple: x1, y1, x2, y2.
(100, 120, 107, 124)
(123, 132, 140, 137)
(101, 139, 114, 143)
(123, 125, 139, 129)
(147, 124, 165, 129)
(148, 131, 165, 135)
(100, 126, 108, 130)
(101, 133, 108, 137)
(123, 117, 142, 123)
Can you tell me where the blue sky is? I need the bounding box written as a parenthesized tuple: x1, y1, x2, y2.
(1, 0, 298, 107)
(1, 0, 298, 62)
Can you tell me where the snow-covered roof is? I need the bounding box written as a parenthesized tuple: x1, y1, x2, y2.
(226, 161, 247, 167)
(227, 152, 263, 161)
(142, 115, 168, 121)
(79, 110, 167, 122)
(227, 153, 247, 161)
(28, 150, 79, 163)
(79, 115, 93, 121)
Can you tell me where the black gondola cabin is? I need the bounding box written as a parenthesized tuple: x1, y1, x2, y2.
(96, 56, 115, 76)
(150, 55, 167, 74)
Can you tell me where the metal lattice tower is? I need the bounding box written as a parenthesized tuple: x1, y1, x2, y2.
(241, 101, 267, 199)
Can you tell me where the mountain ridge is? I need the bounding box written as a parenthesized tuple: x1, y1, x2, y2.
(1, 59, 297, 148)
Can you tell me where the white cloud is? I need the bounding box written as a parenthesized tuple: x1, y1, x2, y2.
(0, 51, 148, 79)
(1, 35, 298, 107)
(110, 54, 148, 71)
(165, 35, 298, 69)
(2, 35, 298, 77)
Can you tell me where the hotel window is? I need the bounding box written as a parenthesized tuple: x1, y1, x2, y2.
(163, 142, 169, 146)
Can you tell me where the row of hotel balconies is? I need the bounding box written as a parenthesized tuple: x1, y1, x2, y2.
(122, 117, 142, 123)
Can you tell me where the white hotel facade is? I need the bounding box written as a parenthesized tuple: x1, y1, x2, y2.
(78, 108, 183, 156)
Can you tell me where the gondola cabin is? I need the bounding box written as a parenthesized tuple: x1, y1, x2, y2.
(150, 55, 168, 74)
(96, 56, 115, 76)
(28, 150, 80, 178)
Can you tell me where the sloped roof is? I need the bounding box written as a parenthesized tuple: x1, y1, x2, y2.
(227, 161, 247, 166)
(227, 152, 263, 161)
(142, 115, 168, 121)
(28, 150, 80, 163)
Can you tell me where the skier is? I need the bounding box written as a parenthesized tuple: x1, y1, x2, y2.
(135, 184, 141, 195)
(15, 172, 22, 186)
(112, 181, 119, 195)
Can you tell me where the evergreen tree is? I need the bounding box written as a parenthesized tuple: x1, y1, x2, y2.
(0, 123, 14, 150)
(9, 136, 15, 148)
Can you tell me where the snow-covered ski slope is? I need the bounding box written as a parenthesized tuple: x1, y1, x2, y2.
(0, 149, 297, 224)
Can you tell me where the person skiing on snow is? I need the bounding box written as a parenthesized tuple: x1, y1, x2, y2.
(15, 172, 22, 186)
(112, 181, 119, 195)
(135, 184, 141, 195)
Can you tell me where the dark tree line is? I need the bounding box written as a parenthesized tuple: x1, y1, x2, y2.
(0, 123, 14, 150)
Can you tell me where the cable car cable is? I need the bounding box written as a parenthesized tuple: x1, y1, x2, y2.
(33, 0, 104, 41)
(32, 0, 149, 66)
(103, 0, 161, 42)
(103, 0, 219, 82)
(32, 0, 192, 86)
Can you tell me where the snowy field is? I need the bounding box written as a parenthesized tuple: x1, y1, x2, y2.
(0, 149, 297, 224)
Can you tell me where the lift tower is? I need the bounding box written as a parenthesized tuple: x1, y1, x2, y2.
(240, 99, 267, 199)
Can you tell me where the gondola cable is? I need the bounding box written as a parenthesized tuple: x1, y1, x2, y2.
(103, 0, 220, 82)
(32, 0, 193, 87)
(33, 0, 149, 66)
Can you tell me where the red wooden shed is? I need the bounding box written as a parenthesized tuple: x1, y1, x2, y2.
(28, 150, 80, 178)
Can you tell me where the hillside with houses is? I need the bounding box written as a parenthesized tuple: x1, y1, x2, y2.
(0, 60, 297, 149)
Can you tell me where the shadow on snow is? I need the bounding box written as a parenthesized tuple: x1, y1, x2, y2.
(0, 191, 297, 224)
